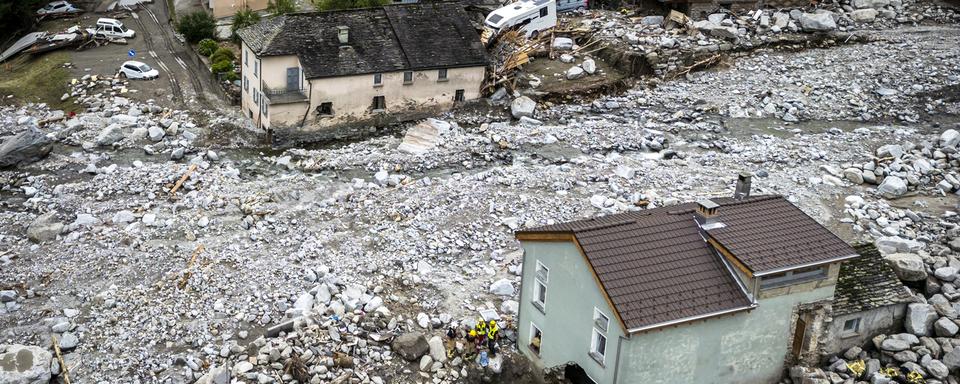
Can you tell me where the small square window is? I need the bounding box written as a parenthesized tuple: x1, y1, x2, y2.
(438, 68, 447, 81)
(454, 89, 465, 102)
(317, 102, 333, 116)
(372, 95, 386, 111)
(373, 73, 382, 86)
(594, 308, 609, 333)
(842, 318, 861, 336)
(529, 322, 542, 356)
(539, 6, 548, 17)
(403, 71, 413, 84)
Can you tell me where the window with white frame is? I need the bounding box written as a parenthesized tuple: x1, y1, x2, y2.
(529, 322, 542, 356)
(842, 317, 861, 337)
(533, 261, 548, 312)
(373, 73, 382, 86)
(590, 308, 608, 365)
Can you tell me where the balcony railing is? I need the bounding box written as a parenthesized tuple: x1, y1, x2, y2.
(263, 87, 309, 105)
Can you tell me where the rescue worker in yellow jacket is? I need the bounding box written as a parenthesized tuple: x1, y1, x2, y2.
(487, 320, 500, 356)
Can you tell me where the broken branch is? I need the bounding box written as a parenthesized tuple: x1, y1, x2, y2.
(177, 244, 205, 290)
(51, 335, 71, 384)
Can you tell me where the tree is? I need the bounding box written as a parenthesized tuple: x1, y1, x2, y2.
(311, 0, 388, 11)
(176, 11, 216, 44)
(231, 7, 260, 43)
(0, 0, 44, 39)
(267, 0, 297, 15)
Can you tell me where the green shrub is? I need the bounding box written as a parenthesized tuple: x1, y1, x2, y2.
(176, 11, 216, 44)
(231, 7, 261, 43)
(209, 47, 235, 65)
(222, 70, 240, 82)
(211, 59, 234, 74)
(197, 39, 218, 56)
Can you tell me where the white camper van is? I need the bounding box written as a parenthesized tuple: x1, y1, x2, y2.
(484, 0, 557, 39)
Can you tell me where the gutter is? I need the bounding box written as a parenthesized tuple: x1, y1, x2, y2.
(753, 253, 860, 277)
(627, 303, 757, 334)
(299, 80, 313, 128)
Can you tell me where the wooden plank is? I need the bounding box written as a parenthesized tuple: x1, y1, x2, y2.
(51, 335, 71, 384)
(169, 163, 198, 196)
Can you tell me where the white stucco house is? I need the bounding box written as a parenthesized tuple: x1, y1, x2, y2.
(235, 2, 488, 142)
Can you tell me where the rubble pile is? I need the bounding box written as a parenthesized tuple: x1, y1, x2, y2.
(567, 0, 959, 77)
(1, 10, 959, 384)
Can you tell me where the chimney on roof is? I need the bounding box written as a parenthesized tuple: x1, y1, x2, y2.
(734, 172, 752, 201)
(337, 26, 349, 45)
(694, 199, 724, 230)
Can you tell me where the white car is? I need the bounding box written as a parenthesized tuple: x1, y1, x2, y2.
(37, 1, 81, 16)
(87, 18, 136, 39)
(118, 61, 159, 80)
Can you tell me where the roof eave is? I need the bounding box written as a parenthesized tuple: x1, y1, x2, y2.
(627, 302, 757, 334)
(753, 253, 861, 277)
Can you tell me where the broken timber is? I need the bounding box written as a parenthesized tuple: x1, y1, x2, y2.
(51, 335, 72, 384)
(177, 244, 205, 290)
(169, 163, 198, 197)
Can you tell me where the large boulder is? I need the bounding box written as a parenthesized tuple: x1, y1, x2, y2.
(397, 119, 449, 154)
(0, 344, 53, 384)
(905, 303, 938, 336)
(944, 347, 960, 370)
(0, 128, 53, 169)
(95, 123, 125, 146)
(876, 237, 923, 254)
(877, 176, 907, 198)
(849, 8, 878, 22)
(510, 96, 536, 119)
(940, 129, 960, 148)
(26, 212, 63, 243)
(799, 11, 837, 32)
(427, 335, 447, 363)
(489, 278, 514, 296)
(883, 253, 927, 281)
(551, 37, 574, 51)
(392, 332, 429, 361)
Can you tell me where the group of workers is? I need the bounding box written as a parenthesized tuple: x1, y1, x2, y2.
(445, 317, 502, 361)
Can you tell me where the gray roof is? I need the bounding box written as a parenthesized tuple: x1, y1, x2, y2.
(832, 244, 916, 316)
(236, 2, 488, 79)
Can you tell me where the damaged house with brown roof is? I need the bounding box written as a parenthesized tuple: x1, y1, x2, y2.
(514, 174, 862, 384)
(235, 2, 488, 142)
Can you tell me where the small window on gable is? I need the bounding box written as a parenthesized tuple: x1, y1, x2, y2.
(438, 68, 447, 81)
(373, 73, 382, 86)
(403, 71, 413, 84)
(539, 6, 548, 17)
(594, 308, 609, 333)
(317, 102, 333, 116)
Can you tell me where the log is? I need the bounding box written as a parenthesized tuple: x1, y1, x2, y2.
(169, 163, 198, 196)
(51, 335, 71, 384)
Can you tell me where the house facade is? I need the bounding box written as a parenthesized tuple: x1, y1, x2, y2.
(515, 175, 860, 384)
(236, 3, 487, 142)
(206, 0, 267, 18)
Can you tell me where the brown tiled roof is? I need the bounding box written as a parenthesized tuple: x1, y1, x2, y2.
(832, 244, 916, 316)
(517, 195, 857, 331)
(705, 196, 858, 274)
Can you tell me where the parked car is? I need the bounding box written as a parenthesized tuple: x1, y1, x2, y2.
(86, 18, 135, 39)
(118, 60, 159, 80)
(556, 0, 587, 12)
(37, 1, 81, 16)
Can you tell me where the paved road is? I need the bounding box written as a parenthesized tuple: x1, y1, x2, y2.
(66, 0, 224, 111)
